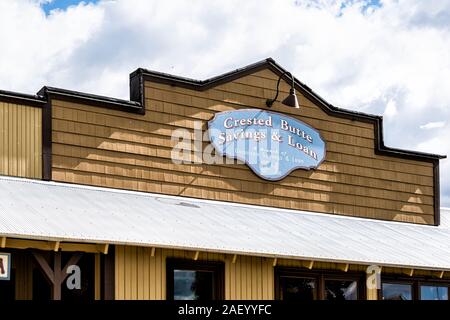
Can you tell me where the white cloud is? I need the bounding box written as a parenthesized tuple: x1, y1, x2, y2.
(420, 121, 446, 130)
(0, 0, 449, 205)
(383, 99, 397, 118)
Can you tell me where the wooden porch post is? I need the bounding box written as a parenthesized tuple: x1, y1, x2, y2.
(53, 252, 62, 300)
(32, 251, 83, 300)
(102, 245, 115, 300)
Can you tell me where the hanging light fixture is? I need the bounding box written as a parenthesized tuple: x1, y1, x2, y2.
(266, 71, 299, 109)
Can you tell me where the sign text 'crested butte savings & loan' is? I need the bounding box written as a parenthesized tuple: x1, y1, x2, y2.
(208, 109, 326, 180)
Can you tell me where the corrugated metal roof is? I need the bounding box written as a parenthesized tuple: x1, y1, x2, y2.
(1, 175, 450, 271)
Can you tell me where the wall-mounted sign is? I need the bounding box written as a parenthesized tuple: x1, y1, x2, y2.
(208, 109, 326, 180)
(0, 253, 11, 281)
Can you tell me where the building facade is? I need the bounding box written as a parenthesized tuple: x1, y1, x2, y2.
(0, 58, 449, 300)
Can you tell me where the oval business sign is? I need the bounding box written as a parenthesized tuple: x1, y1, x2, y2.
(208, 109, 326, 181)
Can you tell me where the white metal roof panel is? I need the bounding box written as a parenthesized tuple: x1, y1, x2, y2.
(1, 176, 450, 271)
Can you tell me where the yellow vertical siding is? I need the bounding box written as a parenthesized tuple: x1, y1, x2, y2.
(0, 102, 42, 179)
(115, 246, 274, 300)
(115, 246, 450, 300)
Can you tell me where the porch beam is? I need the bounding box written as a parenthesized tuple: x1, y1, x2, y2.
(4, 238, 109, 253)
(8, 239, 53, 251)
(32, 251, 83, 300)
(32, 251, 55, 284)
(60, 242, 103, 253)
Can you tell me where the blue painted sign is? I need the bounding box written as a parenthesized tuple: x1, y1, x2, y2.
(208, 109, 326, 180)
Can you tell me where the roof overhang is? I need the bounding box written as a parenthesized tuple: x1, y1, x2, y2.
(1, 176, 450, 271)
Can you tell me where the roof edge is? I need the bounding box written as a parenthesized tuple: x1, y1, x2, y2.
(38, 86, 144, 114)
(133, 58, 446, 161)
(2, 233, 450, 272)
(0, 59, 445, 160)
(0, 89, 46, 107)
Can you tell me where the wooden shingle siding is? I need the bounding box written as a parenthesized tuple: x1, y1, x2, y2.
(0, 102, 42, 179)
(50, 69, 435, 224)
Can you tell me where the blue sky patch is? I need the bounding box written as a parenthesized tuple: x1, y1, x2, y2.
(42, 0, 99, 15)
(336, 0, 382, 16)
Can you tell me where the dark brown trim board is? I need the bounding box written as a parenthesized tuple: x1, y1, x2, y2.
(41, 97, 52, 181)
(0, 90, 46, 107)
(37, 86, 144, 114)
(130, 70, 146, 113)
(101, 245, 115, 300)
(434, 161, 441, 226)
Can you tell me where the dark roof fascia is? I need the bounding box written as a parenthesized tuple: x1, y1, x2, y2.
(37, 86, 144, 114)
(0, 89, 46, 107)
(133, 58, 446, 161)
(130, 59, 271, 92)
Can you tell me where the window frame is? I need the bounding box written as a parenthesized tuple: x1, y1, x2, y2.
(275, 267, 365, 300)
(418, 281, 450, 301)
(166, 258, 224, 300)
(381, 275, 450, 300)
(380, 280, 415, 300)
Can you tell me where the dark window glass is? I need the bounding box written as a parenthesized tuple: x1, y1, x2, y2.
(0, 270, 15, 301)
(61, 254, 95, 301)
(173, 270, 214, 300)
(420, 285, 448, 300)
(325, 280, 358, 300)
(279, 276, 317, 300)
(33, 268, 51, 301)
(382, 283, 412, 300)
(167, 260, 224, 300)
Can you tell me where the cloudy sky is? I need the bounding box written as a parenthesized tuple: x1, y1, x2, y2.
(1, 0, 449, 206)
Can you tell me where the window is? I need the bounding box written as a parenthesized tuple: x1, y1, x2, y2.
(166, 259, 224, 300)
(279, 276, 317, 300)
(382, 282, 412, 300)
(276, 268, 364, 300)
(420, 285, 448, 300)
(382, 278, 450, 300)
(325, 279, 358, 300)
